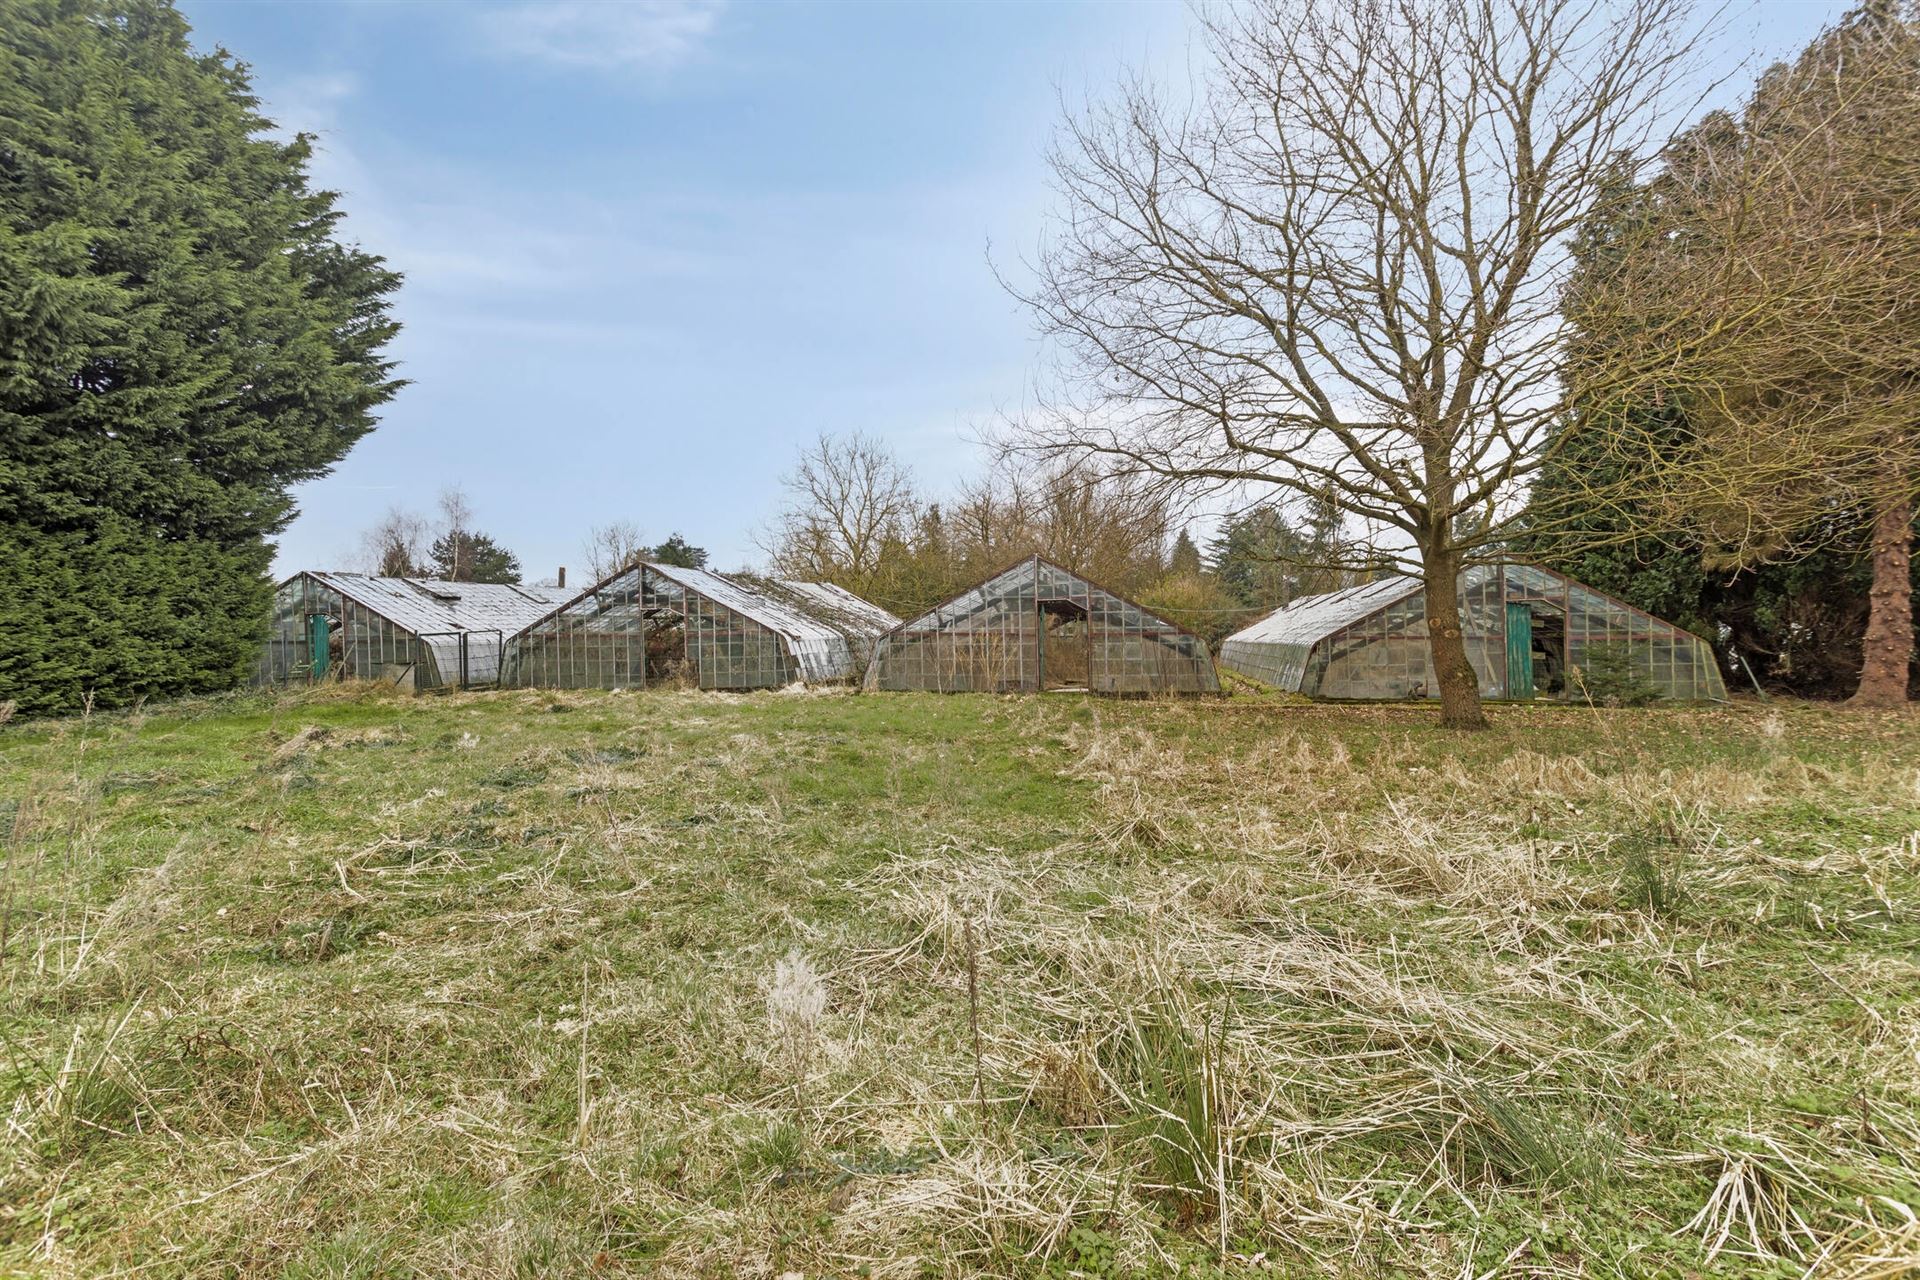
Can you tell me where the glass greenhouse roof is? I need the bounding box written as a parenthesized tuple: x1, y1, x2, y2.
(503, 562, 901, 691)
(865, 555, 1219, 694)
(1219, 563, 1727, 702)
(301, 572, 571, 637)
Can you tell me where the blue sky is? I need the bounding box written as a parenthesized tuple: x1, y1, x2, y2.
(175, 0, 1848, 581)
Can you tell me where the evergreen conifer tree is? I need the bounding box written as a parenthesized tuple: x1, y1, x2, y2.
(0, 0, 402, 714)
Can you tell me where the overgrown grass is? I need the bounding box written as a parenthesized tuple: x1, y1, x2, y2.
(1, 684, 1917, 1277)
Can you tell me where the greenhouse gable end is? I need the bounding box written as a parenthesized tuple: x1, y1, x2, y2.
(864, 555, 1219, 695)
(1218, 564, 1727, 702)
(257, 573, 573, 690)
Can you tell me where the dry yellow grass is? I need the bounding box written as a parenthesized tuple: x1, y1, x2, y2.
(0, 688, 1916, 1277)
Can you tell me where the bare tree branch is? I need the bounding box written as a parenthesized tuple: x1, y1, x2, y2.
(1011, 0, 1705, 727)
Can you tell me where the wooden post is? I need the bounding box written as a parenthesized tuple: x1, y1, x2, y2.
(1031, 557, 1044, 693)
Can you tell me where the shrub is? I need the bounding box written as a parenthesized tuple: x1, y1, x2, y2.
(1571, 641, 1662, 705)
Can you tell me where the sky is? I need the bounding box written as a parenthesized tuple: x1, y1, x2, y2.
(173, 0, 1850, 583)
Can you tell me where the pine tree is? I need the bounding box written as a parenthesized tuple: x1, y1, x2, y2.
(1207, 504, 1346, 611)
(651, 533, 708, 569)
(428, 530, 522, 585)
(0, 0, 402, 715)
(1168, 529, 1203, 578)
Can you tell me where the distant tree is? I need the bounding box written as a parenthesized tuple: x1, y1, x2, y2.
(359, 507, 429, 577)
(405, 487, 520, 583)
(766, 432, 920, 599)
(937, 463, 1173, 599)
(1137, 570, 1240, 648)
(1208, 502, 1346, 612)
(435, 489, 475, 556)
(1015, 0, 1703, 728)
(757, 433, 1202, 617)
(429, 530, 521, 584)
(650, 533, 708, 570)
(1024, 466, 1169, 596)
(945, 476, 1039, 585)
(0, 0, 402, 715)
(582, 520, 647, 581)
(1168, 530, 1202, 579)
(463, 534, 520, 585)
(893, 503, 956, 613)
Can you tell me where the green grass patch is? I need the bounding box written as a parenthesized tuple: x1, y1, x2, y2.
(0, 687, 1916, 1275)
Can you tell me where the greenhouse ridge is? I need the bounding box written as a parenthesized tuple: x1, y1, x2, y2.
(1220, 563, 1729, 702)
(256, 558, 1729, 702)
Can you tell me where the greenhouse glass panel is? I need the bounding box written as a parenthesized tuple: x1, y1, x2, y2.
(1218, 563, 1727, 702)
(255, 573, 569, 692)
(501, 564, 898, 692)
(864, 556, 1219, 695)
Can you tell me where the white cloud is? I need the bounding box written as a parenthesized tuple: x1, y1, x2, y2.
(258, 71, 358, 141)
(478, 0, 724, 72)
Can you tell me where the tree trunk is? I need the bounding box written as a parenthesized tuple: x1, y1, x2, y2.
(1848, 488, 1913, 709)
(1422, 546, 1488, 730)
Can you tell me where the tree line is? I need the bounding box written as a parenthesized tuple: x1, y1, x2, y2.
(2, 0, 1914, 724)
(758, 431, 1361, 644)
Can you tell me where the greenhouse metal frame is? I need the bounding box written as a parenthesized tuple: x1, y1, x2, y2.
(255, 572, 573, 691)
(863, 555, 1220, 695)
(501, 562, 900, 691)
(1218, 562, 1727, 702)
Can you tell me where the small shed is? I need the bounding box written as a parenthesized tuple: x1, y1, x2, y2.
(256, 572, 573, 691)
(1218, 563, 1727, 701)
(863, 555, 1219, 694)
(501, 562, 901, 691)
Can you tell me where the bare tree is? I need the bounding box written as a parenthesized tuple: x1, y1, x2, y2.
(435, 487, 476, 582)
(1021, 464, 1171, 594)
(943, 461, 1172, 595)
(765, 432, 921, 599)
(1016, 0, 1703, 728)
(582, 520, 648, 582)
(946, 474, 1038, 583)
(358, 506, 428, 577)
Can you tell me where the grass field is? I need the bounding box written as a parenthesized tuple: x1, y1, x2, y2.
(1, 685, 1917, 1278)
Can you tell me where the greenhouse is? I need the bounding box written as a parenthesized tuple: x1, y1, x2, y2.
(502, 562, 900, 691)
(863, 555, 1219, 695)
(255, 572, 573, 691)
(1218, 563, 1727, 702)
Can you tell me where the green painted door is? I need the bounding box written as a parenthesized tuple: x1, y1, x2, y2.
(307, 614, 330, 680)
(1505, 603, 1533, 700)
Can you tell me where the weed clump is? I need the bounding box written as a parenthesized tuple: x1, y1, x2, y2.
(1104, 994, 1234, 1235)
(767, 947, 828, 1140)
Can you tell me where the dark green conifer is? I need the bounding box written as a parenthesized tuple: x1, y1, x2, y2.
(0, 0, 402, 714)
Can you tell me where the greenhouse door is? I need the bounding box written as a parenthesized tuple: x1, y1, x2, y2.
(307, 614, 331, 681)
(1505, 604, 1533, 699)
(1039, 600, 1091, 691)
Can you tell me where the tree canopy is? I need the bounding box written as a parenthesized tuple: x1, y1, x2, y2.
(0, 0, 402, 715)
(1544, 0, 1920, 705)
(765, 433, 1179, 620)
(429, 529, 521, 585)
(650, 533, 708, 570)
